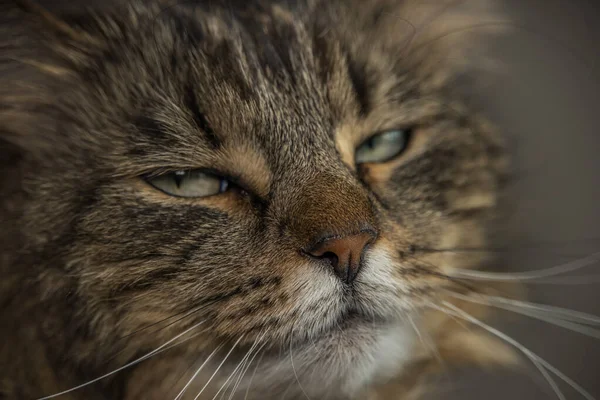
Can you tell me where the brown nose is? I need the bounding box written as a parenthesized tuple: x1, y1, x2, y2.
(306, 230, 376, 284)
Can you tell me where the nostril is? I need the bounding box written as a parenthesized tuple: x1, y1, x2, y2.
(303, 230, 376, 284)
(316, 251, 339, 269)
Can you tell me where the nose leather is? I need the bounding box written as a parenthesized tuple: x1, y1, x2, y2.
(306, 231, 375, 284)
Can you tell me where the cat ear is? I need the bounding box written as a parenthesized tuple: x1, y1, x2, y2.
(394, 0, 510, 87)
(317, 0, 510, 90)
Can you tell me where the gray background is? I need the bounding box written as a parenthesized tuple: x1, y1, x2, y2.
(431, 0, 600, 399)
(15, 0, 600, 398)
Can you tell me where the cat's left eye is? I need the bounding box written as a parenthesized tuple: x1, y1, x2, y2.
(146, 169, 229, 198)
(355, 129, 411, 164)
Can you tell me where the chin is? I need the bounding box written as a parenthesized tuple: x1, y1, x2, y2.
(235, 318, 416, 400)
(235, 249, 417, 399)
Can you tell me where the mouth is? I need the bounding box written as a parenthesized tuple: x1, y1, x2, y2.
(245, 307, 395, 361)
(336, 307, 390, 329)
(221, 307, 415, 399)
(294, 306, 399, 353)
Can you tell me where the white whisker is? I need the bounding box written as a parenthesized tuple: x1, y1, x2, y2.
(37, 319, 207, 400)
(228, 339, 268, 400)
(192, 336, 244, 400)
(161, 327, 212, 355)
(433, 301, 595, 400)
(174, 345, 223, 400)
(451, 292, 600, 326)
(448, 292, 600, 339)
(530, 355, 566, 400)
(502, 275, 600, 285)
(279, 379, 295, 400)
(212, 334, 263, 400)
(407, 314, 445, 366)
(448, 251, 600, 282)
(289, 326, 311, 400)
(243, 343, 267, 400)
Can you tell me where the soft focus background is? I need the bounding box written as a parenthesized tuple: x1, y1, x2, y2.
(18, 0, 600, 398)
(429, 0, 600, 399)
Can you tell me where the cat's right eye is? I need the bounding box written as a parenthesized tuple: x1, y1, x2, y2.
(355, 129, 412, 165)
(146, 170, 229, 198)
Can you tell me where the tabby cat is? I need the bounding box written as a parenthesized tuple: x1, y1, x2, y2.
(0, 0, 519, 399)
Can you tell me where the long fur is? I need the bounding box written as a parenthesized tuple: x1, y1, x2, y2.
(0, 1, 514, 399)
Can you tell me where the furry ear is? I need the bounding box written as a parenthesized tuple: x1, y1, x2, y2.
(313, 0, 510, 90)
(394, 0, 509, 86)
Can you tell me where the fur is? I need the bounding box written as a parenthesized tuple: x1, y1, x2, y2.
(0, 0, 515, 399)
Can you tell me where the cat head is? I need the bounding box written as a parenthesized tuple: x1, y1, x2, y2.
(0, 0, 515, 398)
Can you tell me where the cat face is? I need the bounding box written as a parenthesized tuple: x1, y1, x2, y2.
(0, 0, 510, 398)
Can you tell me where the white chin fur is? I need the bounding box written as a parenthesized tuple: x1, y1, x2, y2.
(235, 246, 417, 399)
(236, 319, 416, 400)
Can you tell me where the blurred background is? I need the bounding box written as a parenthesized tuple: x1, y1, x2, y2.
(15, 0, 600, 398)
(428, 0, 600, 399)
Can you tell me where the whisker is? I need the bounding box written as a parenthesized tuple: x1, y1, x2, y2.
(192, 336, 244, 400)
(228, 341, 268, 400)
(167, 353, 206, 398)
(173, 345, 223, 400)
(152, 326, 213, 361)
(447, 251, 600, 282)
(451, 292, 600, 326)
(528, 351, 566, 400)
(219, 343, 256, 400)
(506, 275, 600, 285)
(519, 351, 596, 400)
(213, 332, 266, 400)
(431, 301, 595, 400)
(107, 305, 213, 366)
(407, 314, 445, 366)
(447, 292, 600, 339)
(279, 380, 296, 400)
(289, 326, 312, 400)
(210, 340, 256, 400)
(415, 247, 587, 258)
(37, 319, 207, 400)
(412, 236, 600, 258)
(117, 298, 220, 341)
(243, 343, 267, 400)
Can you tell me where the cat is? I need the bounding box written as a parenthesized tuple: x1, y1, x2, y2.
(0, 0, 520, 399)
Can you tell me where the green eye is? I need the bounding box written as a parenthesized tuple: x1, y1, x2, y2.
(146, 170, 229, 198)
(355, 129, 411, 164)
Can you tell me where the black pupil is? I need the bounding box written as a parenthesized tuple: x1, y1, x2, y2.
(173, 171, 186, 188)
(366, 137, 377, 149)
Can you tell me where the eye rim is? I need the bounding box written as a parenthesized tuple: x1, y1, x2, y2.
(143, 168, 231, 199)
(355, 128, 414, 165)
